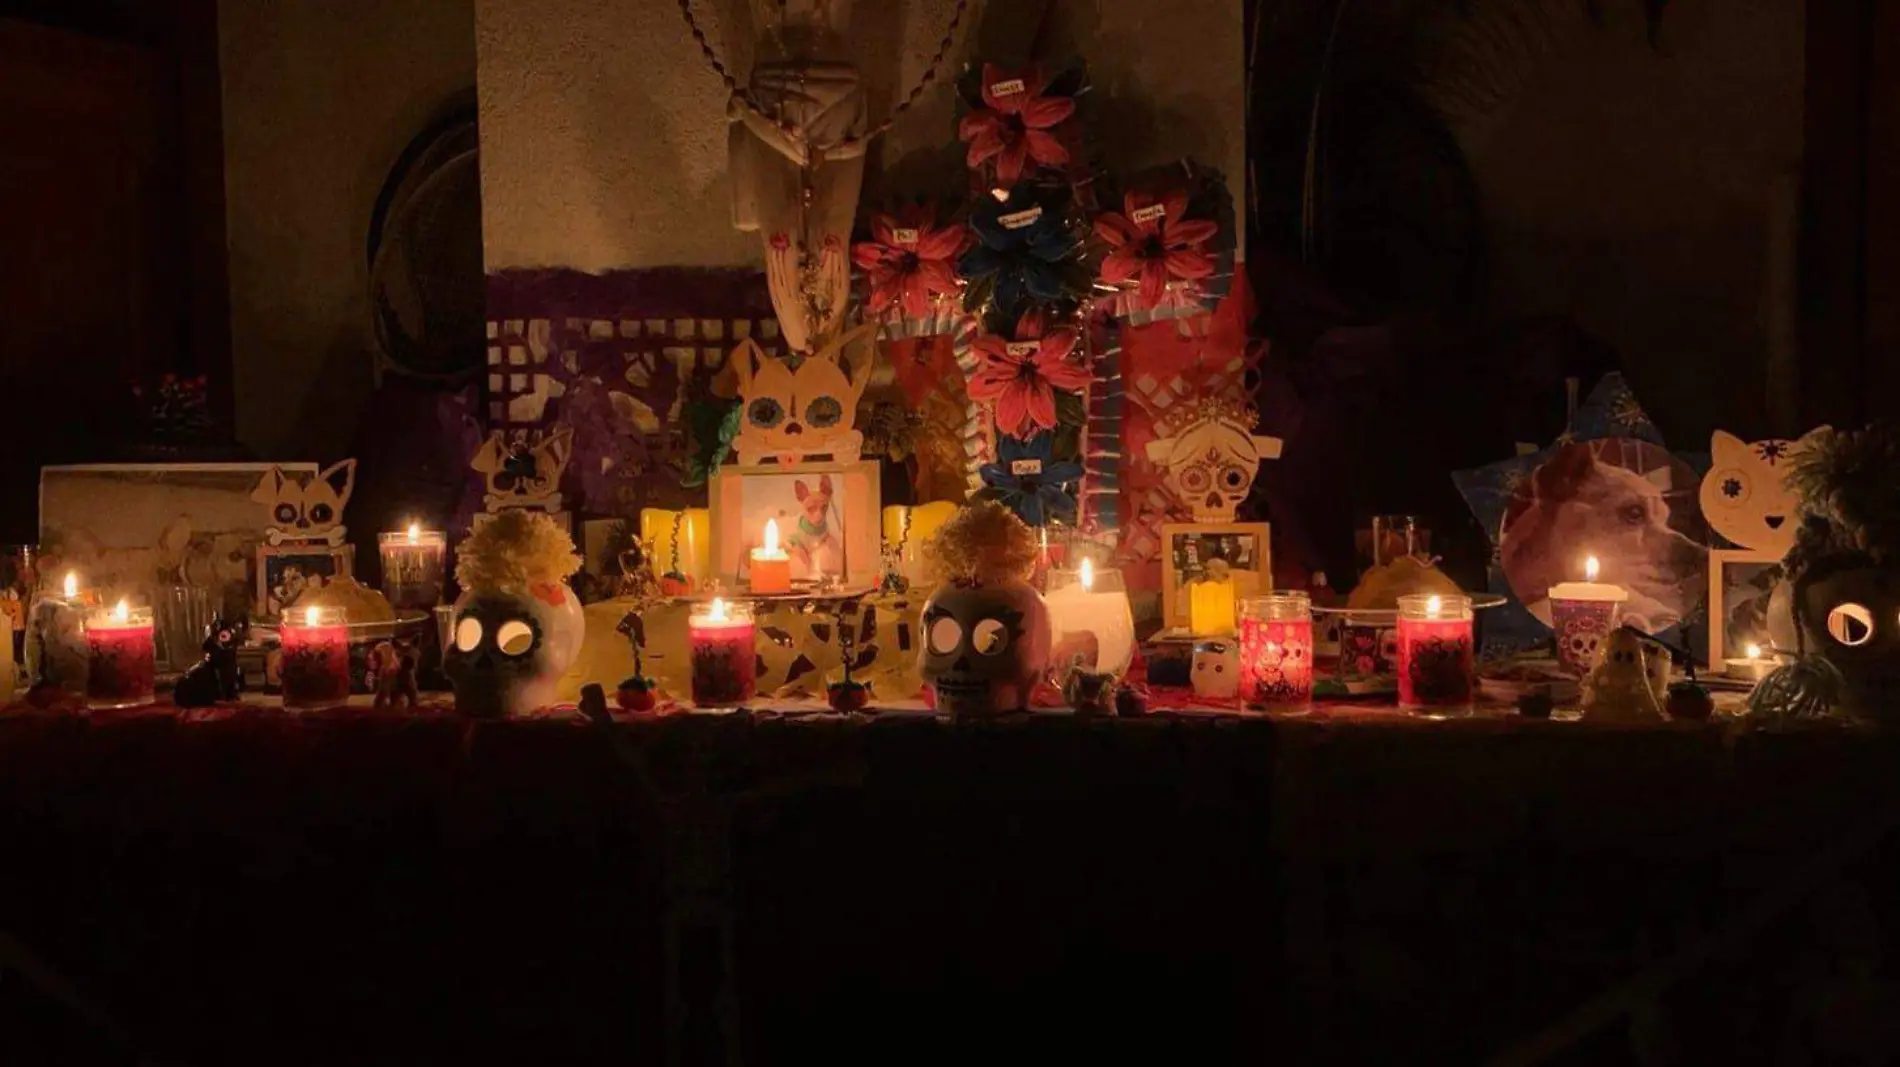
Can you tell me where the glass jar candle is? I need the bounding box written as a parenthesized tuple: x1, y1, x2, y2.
(84, 599, 155, 711)
(281, 605, 351, 711)
(1239, 592, 1315, 714)
(379, 525, 447, 609)
(688, 598, 756, 707)
(1044, 559, 1137, 678)
(28, 570, 92, 696)
(1397, 593, 1475, 716)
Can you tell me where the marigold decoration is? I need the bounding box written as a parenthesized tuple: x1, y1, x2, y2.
(1094, 191, 1220, 309)
(924, 500, 1040, 586)
(959, 189, 1087, 319)
(979, 433, 1082, 527)
(967, 310, 1090, 439)
(456, 510, 583, 593)
(852, 205, 970, 319)
(958, 63, 1076, 186)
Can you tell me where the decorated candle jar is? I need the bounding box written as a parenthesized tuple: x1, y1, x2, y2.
(1396, 593, 1475, 716)
(1239, 592, 1315, 714)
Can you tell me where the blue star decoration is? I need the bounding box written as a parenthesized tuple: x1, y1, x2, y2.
(978, 433, 1082, 527)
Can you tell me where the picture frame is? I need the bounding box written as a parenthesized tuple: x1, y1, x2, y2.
(710, 460, 882, 590)
(1706, 548, 1785, 671)
(257, 543, 356, 619)
(1159, 522, 1272, 631)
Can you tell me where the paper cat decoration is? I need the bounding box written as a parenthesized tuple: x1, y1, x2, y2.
(1699, 428, 1829, 554)
(473, 429, 574, 512)
(1144, 396, 1284, 523)
(730, 324, 877, 464)
(254, 460, 355, 546)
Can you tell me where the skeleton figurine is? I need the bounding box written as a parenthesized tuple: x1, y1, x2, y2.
(728, 0, 866, 354)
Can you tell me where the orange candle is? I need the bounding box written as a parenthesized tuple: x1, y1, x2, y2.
(749, 518, 792, 595)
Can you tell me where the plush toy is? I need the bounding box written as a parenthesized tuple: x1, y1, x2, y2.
(173, 614, 248, 708)
(1580, 628, 1666, 723)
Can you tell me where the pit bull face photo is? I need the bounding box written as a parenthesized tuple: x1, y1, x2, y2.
(1501, 441, 1708, 631)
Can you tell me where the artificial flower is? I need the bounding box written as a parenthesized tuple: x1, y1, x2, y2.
(959, 190, 1084, 318)
(967, 309, 1090, 438)
(958, 64, 1077, 186)
(851, 205, 969, 318)
(1094, 191, 1220, 308)
(979, 433, 1082, 527)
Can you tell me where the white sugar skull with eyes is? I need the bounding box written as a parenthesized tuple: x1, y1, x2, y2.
(1191, 640, 1240, 700)
(1145, 400, 1284, 523)
(919, 580, 1052, 718)
(443, 583, 586, 717)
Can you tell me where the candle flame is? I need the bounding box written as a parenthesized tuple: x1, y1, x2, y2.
(63, 571, 77, 598)
(1584, 556, 1600, 582)
(407, 522, 420, 544)
(1745, 642, 1763, 660)
(763, 519, 779, 554)
(305, 605, 321, 627)
(1080, 556, 1095, 591)
(112, 599, 129, 623)
(1425, 594, 1443, 618)
(709, 597, 728, 623)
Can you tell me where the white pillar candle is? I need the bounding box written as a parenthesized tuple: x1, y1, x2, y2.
(1043, 558, 1137, 677)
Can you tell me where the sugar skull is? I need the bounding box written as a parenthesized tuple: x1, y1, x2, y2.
(1191, 639, 1240, 700)
(1144, 398, 1283, 523)
(444, 582, 586, 717)
(919, 579, 1051, 718)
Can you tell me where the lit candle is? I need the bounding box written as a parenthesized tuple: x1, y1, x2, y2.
(378, 522, 447, 608)
(1724, 641, 1775, 682)
(280, 604, 351, 711)
(687, 598, 756, 706)
(1397, 593, 1475, 716)
(83, 598, 155, 711)
(749, 519, 792, 595)
(1239, 591, 1315, 714)
(27, 570, 91, 695)
(640, 508, 712, 592)
(1548, 555, 1628, 675)
(1188, 575, 1238, 637)
(1044, 557, 1138, 678)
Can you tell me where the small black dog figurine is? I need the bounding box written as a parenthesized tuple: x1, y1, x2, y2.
(173, 614, 247, 708)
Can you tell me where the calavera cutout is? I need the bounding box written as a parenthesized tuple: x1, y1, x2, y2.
(919, 580, 1051, 718)
(472, 429, 575, 512)
(1144, 397, 1283, 523)
(730, 324, 877, 464)
(253, 460, 356, 546)
(443, 583, 585, 717)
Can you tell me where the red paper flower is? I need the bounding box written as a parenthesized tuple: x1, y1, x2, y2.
(851, 206, 970, 318)
(958, 64, 1077, 186)
(967, 310, 1091, 438)
(1094, 191, 1220, 308)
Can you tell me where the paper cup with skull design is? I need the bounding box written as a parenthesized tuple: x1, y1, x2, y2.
(1548, 589, 1625, 676)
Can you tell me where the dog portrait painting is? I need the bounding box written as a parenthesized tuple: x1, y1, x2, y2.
(710, 460, 882, 590)
(1500, 440, 1708, 633)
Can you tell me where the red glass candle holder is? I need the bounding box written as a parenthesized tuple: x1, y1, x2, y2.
(84, 601, 155, 711)
(1239, 592, 1314, 714)
(688, 599, 756, 707)
(281, 605, 351, 711)
(1397, 593, 1474, 716)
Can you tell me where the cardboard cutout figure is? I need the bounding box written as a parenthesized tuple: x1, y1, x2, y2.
(1143, 397, 1282, 523)
(253, 460, 356, 547)
(729, 324, 876, 464)
(1699, 427, 1830, 555)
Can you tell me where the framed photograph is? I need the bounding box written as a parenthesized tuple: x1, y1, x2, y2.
(257, 544, 356, 618)
(1160, 522, 1272, 631)
(1707, 548, 1784, 670)
(40, 463, 318, 620)
(710, 460, 881, 590)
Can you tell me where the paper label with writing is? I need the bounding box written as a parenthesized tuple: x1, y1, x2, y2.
(1010, 459, 1044, 476)
(1130, 203, 1167, 225)
(892, 228, 920, 246)
(1004, 342, 1041, 357)
(988, 78, 1026, 97)
(998, 206, 1043, 230)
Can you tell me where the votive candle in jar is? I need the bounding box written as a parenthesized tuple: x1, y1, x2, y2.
(749, 519, 792, 595)
(1239, 592, 1315, 714)
(281, 605, 351, 711)
(1043, 558, 1137, 678)
(84, 599, 155, 711)
(28, 570, 91, 695)
(1397, 593, 1475, 716)
(379, 523, 447, 608)
(688, 598, 756, 707)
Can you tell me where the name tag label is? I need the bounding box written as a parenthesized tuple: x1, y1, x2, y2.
(891, 228, 920, 246)
(1131, 203, 1167, 225)
(998, 206, 1043, 230)
(1005, 342, 1041, 357)
(1010, 459, 1044, 476)
(989, 78, 1026, 97)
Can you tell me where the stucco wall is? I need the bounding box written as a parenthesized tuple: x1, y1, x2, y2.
(220, 0, 476, 458)
(475, 0, 1246, 273)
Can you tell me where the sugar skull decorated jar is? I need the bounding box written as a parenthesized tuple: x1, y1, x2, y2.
(916, 502, 1052, 719)
(444, 511, 586, 718)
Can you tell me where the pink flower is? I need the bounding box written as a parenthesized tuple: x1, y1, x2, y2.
(851, 206, 970, 318)
(958, 64, 1077, 186)
(967, 310, 1091, 438)
(1094, 191, 1220, 308)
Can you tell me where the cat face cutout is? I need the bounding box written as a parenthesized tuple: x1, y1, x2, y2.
(731, 324, 876, 464)
(472, 429, 573, 511)
(1699, 428, 1829, 553)
(253, 460, 355, 544)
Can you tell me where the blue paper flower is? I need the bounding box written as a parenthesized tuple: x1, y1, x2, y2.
(979, 433, 1082, 526)
(959, 189, 1084, 318)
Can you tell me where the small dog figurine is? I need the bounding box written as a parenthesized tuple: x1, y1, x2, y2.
(369, 639, 419, 709)
(174, 614, 248, 708)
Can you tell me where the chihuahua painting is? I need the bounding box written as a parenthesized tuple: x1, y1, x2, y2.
(1501, 441, 1707, 632)
(784, 475, 838, 573)
(730, 324, 877, 464)
(253, 460, 355, 546)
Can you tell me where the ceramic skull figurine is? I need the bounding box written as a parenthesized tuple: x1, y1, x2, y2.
(1191, 639, 1241, 700)
(444, 584, 586, 718)
(1145, 397, 1283, 523)
(919, 579, 1051, 718)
